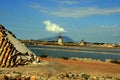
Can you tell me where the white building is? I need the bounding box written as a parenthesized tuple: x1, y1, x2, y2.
(58, 36, 63, 46)
(79, 40, 85, 46)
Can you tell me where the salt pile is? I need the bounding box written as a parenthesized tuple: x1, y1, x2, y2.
(0, 24, 37, 67)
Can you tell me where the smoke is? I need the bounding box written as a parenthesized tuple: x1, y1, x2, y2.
(43, 20, 67, 33)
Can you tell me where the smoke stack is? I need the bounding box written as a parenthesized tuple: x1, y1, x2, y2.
(43, 20, 67, 46)
(58, 35, 63, 46)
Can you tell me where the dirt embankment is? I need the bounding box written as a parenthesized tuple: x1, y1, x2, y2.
(40, 58, 120, 77)
(0, 57, 120, 79)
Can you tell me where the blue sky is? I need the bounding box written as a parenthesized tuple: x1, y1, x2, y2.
(0, 0, 120, 43)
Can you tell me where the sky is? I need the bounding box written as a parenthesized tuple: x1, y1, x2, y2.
(0, 0, 120, 43)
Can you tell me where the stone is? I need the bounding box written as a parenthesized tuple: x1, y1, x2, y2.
(30, 76, 36, 80)
(0, 75, 5, 79)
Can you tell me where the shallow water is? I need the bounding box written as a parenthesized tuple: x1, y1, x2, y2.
(27, 45, 120, 61)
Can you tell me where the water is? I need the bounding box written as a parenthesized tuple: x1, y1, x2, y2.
(27, 45, 120, 61)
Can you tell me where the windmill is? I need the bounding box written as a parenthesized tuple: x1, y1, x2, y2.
(58, 33, 63, 46)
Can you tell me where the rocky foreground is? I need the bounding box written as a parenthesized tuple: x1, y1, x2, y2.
(0, 57, 120, 80)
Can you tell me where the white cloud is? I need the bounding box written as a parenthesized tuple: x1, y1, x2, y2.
(56, 0, 80, 5)
(51, 7, 120, 18)
(28, 3, 48, 13)
(55, 0, 95, 5)
(101, 25, 120, 28)
(29, 3, 41, 9)
(29, 3, 120, 18)
(43, 20, 67, 33)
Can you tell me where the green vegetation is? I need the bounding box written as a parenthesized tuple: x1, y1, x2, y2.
(40, 55, 48, 58)
(61, 56, 69, 60)
(13, 71, 22, 75)
(0, 70, 2, 74)
(110, 60, 120, 64)
(81, 73, 90, 80)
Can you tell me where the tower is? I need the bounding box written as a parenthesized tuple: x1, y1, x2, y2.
(58, 36, 63, 46)
(79, 39, 85, 46)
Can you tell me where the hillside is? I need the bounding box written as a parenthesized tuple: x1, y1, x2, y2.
(39, 36, 74, 42)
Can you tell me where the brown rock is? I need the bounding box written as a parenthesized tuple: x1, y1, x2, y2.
(30, 76, 36, 80)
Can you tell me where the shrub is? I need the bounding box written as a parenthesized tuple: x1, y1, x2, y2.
(116, 78, 120, 80)
(81, 73, 90, 80)
(61, 56, 69, 60)
(40, 55, 48, 58)
(110, 60, 120, 64)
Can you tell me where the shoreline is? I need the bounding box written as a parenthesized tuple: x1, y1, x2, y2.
(40, 56, 120, 64)
(28, 44, 120, 61)
(30, 47, 120, 55)
(28, 44, 120, 49)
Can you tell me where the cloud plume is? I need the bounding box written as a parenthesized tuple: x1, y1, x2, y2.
(43, 20, 66, 33)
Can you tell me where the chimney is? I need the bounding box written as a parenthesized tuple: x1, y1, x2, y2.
(58, 36, 63, 46)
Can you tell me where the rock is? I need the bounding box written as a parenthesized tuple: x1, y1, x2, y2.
(30, 76, 36, 80)
(0, 74, 5, 79)
(21, 75, 26, 80)
(5, 73, 21, 79)
(0, 24, 37, 67)
(25, 75, 30, 80)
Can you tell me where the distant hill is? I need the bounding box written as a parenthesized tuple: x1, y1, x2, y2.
(39, 36, 74, 42)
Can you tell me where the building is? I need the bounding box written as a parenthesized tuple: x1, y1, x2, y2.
(58, 36, 63, 46)
(79, 40, 85, 46)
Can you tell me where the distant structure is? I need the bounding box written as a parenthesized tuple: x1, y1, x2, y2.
(58, 36, 63, 46)
(101, 43, 114, 48)
(79, 40, 86, 46)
